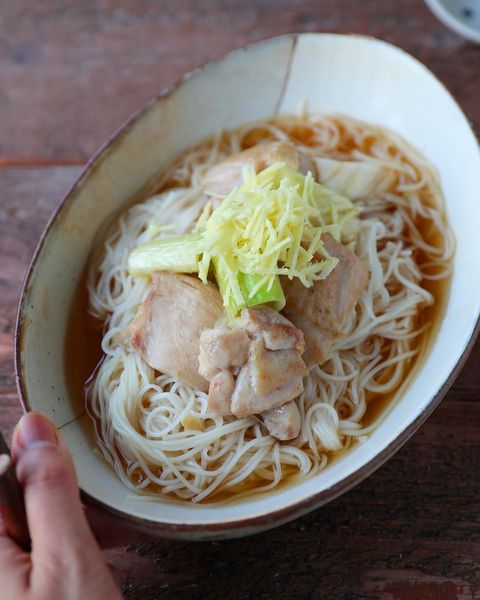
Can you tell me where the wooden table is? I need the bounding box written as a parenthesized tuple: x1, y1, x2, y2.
(1, 2, 480, 598)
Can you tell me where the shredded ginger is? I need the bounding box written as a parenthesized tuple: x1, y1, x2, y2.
(128, 162, 359, 319)
(196, 162, 358, 300)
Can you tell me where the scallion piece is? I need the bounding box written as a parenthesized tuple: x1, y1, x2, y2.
(238, 272, 286, 312)
(128, 234, 203, 277)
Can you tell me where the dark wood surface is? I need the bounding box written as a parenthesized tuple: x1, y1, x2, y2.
(1, 2, 480, 598)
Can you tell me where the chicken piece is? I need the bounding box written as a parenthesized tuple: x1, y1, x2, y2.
(285, 314, 334, 365)
(208, 370, 235, 416)
(198, 306, 307, 420)
(201, 141, 313, 196)
(230, 362, 305, 418)
(198, 327, 250, 380)
(260, 401, 301, 441)
(283, 234, 368, 365)
(121, 272, 224, 391)
(249, 338, 306, 396)
(235, 306, 304, 352)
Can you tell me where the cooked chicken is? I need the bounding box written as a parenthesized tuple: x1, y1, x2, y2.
(235, 306, 304, 352)
(121, 272, 224, 391)
(249, 338, 305, 397)
(230, 362, 305, 418)
(198, 306, 307, 425)
(283, 233, 368, 364)
(284, 314, 334, 366)
(208, 370, 235, 416)
(260, 401, 301, 441)
(201, 141, 314, 196)
(198, 327, 250, 380)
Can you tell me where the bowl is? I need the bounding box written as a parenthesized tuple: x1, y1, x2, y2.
(15, 33, 480, 540)
(425, 0, 480, 44)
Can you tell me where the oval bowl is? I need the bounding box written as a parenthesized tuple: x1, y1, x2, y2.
(15, 33, 480, 540)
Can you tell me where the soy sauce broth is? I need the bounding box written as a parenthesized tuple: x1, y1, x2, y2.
(64, 116, 453, 504)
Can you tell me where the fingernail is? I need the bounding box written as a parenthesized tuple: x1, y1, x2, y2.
(14, 413, 58, 452)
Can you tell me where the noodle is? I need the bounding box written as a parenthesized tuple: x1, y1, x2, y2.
(86, 114, 453, 503)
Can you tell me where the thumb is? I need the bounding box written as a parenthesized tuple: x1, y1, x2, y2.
(12, 413, 102, 567)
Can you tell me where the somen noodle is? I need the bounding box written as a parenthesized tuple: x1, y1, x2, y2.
(85, 114, 453, 503)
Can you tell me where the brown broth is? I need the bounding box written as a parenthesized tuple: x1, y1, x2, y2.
(64, 264, 103, 445)
(360, 275, 450, 430)
(64, 268, 450, 506)
(63, 167, 170, 433)
(65, 117, 453, 504)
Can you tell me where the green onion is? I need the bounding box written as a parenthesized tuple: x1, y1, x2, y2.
(128, 234, 203, 277)
(213, 256, 286, 318)
(127, 162, 356, 320)
(238, 272, 285, 312)
(212, 255, 244, 320)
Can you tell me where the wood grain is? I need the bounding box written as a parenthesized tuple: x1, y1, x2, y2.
(0, 167, 81, 438)
(1, 1, 480, 598)
(0, 1, 478, 164)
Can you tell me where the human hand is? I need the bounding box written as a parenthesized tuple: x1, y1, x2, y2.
(1, 413, 122, 600)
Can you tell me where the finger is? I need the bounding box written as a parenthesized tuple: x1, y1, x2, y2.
(12, 413, 103, 568)
(0, 534, 30, 600)
(0, 452, 30, 551)
(0, 450, 31, 597)
(0, 464, 30, 590)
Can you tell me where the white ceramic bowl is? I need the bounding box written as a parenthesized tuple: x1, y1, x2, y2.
(425, 0, 480, 44)
(16, 33, 480, 540)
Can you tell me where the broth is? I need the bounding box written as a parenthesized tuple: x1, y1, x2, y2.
(65, 266, 103, 413)
(68, 116, 453, 504)
(64, 199, 451, 506)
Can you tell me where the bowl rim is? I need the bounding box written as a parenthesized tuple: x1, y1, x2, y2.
(14, 32, 480, 538)
(424, 0, 480, 44)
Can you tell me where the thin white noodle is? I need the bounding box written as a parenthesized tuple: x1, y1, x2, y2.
(86, 113, 453, 503)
